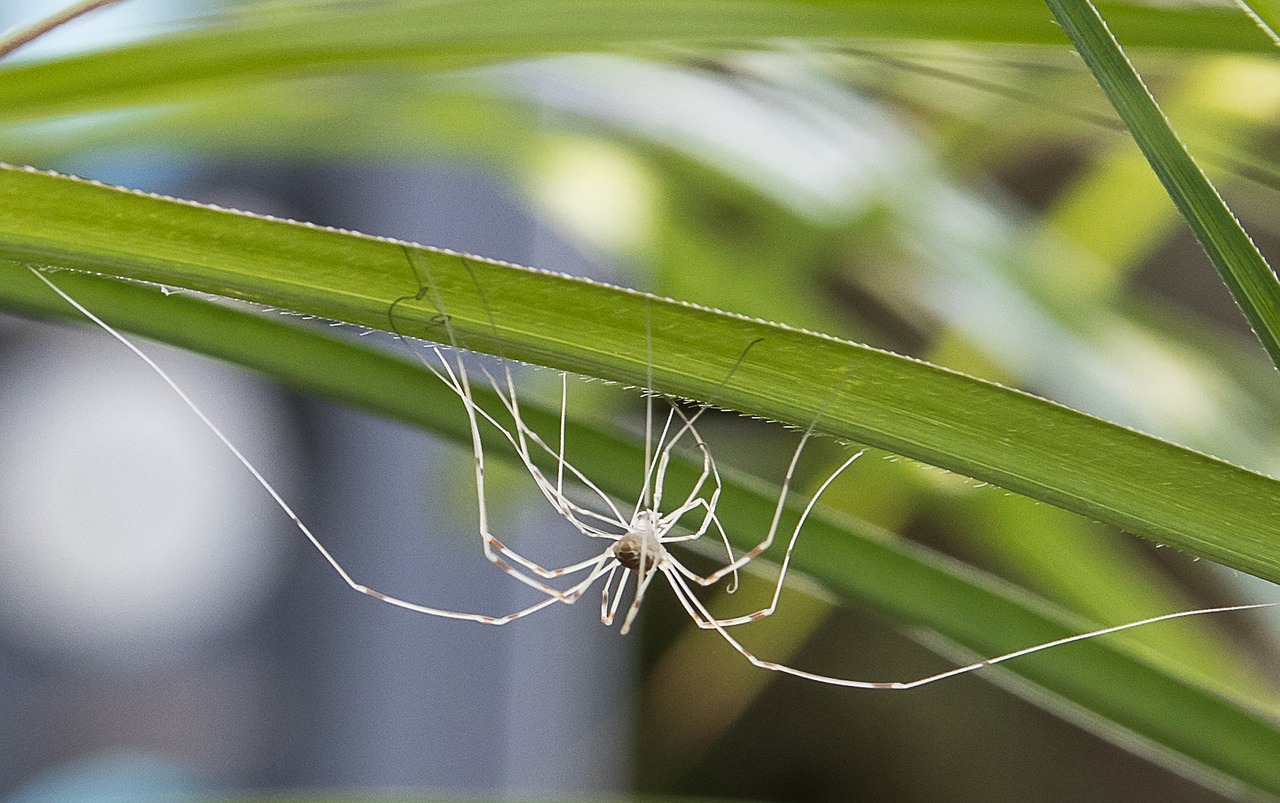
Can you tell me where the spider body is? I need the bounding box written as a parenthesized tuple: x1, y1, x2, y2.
(611, 520, 664, 574)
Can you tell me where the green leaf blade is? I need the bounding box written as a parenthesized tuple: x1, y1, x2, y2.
(2, 163, 1279, 585)
(0, 0, 1273, 125)
(1045, 0, 1280, 370)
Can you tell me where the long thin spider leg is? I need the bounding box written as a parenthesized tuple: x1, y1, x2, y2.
(357, 551, 619, 625)
(654, 492, 737, 597)
(449, 381, 625, 534)
(32, 267, 604, 616)
(393, 258, 630, 583)
(678, 447, 860, 600)
(499, 350, 624, 535)
(628, 334, 761, 556)
(646, 336, 765, 479)
(455, 397, 629, 536)
(641, 297, 656, 513)
(681, 362, 860, 589)
(440, 358, 606, 588)
(426, 350, 568, 530)
(654, 406, 716, 522)
(432, 358, 623, 584)
(653, 456, 713, 538)
(477, 358, 559, 511)
(441, 347, 627, 532)
(644, 403, 720, 527)
(407, 303, 563, 591)
(608, 568, 632, 623)
(557, 372, 568, 499)
(452, 369, 626, 534)
(527, 551, 620, 580)
(395, 251, 603, 591)
(656, 436, 725, 545)
(641, 405, 739, 586)
(696, 426, 824, 587)
(516, 440, 629, 531)
(601, 566, 631, 626)
(606, 563, 637, 624)
(653, 404, 713, 504)
(619, 563, 664, 636)
(684, 450, 866, 626)
(641, 336, 767, 517)
(659, 499, 726, 544)
(636, 406, 678, 517)
(467, 361, 628, 529)
(655, 427, 736, 586)
(705, 449, 865, 624)
(661, 558, 1278, 689)
(642, 391, 654, 511)
(636, 336, 762, 533)
(656, 497, 741, 593)
(598, 563, 619, 623)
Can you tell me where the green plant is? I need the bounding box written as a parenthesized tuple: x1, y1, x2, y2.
(2, 0, 1279, 798)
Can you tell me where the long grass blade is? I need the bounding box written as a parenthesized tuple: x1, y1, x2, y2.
(0, 0, 1272, 125)
(1045, 0, 1280, 370)
(1, 164, 1279, 585)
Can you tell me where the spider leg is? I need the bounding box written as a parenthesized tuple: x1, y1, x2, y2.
(353, 550, 617, 625)
(554, 371, 569, 503)
(660, 562, 1276, 688)
(654, 408, 720, 527)
(618, 562, 663, 636)
(637, 406, 678, 516)
(681, 450, 866, 629)
(393, 252, 621, 587)
(697, 421, 864, 587)
(446, 353, 628, 533)
(426, 339, 566, 592)
(643, 405, 738, 584)
(419, 344, 632, 588)
(653, 404, 716, 513)
(600, 565, 629, 626)
(31, 268, 613, 617)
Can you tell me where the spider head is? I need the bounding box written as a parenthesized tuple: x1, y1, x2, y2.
(630, 508, 662, 532)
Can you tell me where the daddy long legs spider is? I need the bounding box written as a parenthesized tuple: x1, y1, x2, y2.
(30, 262, 1276, 692)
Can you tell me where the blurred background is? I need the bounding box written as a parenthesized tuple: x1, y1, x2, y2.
(0, 1, 1279, 801)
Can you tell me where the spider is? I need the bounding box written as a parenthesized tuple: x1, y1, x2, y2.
(31, 263, 1272, 691)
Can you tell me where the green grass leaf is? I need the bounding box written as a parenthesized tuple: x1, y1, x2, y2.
(2, 163, 1279, 588)
(1237, 0, 1280, 46)
(0, 0, 1272, 125)
(1045, 0, 1280, 370)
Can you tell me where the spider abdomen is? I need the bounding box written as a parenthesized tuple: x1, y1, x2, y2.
(613, 531, 663, 572)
